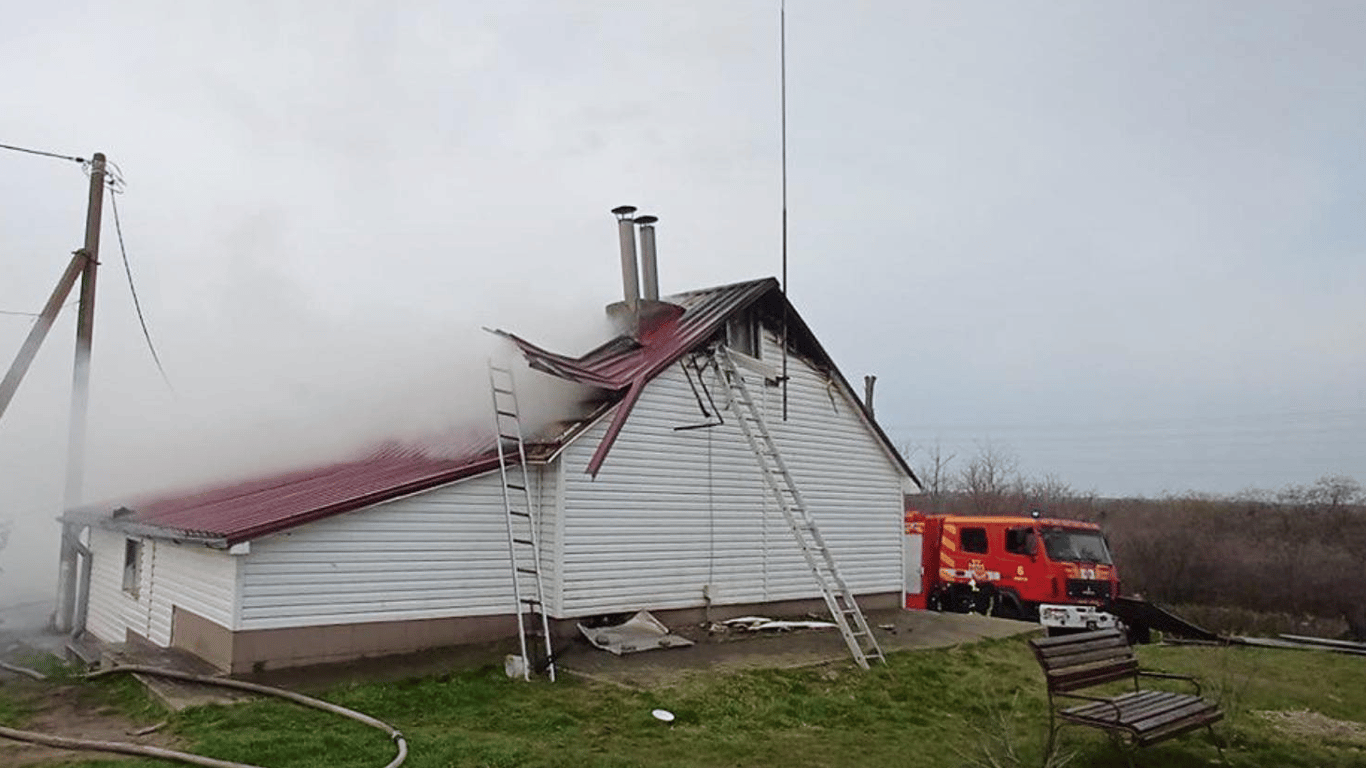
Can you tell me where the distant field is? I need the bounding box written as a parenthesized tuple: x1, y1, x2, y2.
(3, 635, 1364, 768)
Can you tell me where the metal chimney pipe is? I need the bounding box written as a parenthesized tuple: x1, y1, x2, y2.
(636, 214, 659, 301)
(611, 205, 639, 312)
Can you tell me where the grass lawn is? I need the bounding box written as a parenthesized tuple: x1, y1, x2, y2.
(6, 635, 1365, 768)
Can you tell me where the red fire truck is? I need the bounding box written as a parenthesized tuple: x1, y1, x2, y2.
(903, 509, 1120, 621)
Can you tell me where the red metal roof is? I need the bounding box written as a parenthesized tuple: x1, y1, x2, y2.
(96, 441, 502, 546)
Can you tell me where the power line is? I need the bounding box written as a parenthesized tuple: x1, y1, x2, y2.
(108, 190, 173, 392)
(0, 300, 81, 320)
(0, 141, 85, 164)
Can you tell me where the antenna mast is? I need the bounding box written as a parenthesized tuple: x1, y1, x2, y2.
(780, 0, 790, 420)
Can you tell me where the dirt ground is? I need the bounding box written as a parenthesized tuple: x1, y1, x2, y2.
(0, 676, 182, 767)
(1255, 709, 1366, 747)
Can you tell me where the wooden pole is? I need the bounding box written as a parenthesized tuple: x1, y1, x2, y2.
(54, 152, 106, 632)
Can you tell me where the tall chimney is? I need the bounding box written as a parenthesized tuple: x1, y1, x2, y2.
(611, 205, 639, 312)
(636, 214, 659, 301)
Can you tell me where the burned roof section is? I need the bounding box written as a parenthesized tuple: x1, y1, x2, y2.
(82, 276, 916, 545)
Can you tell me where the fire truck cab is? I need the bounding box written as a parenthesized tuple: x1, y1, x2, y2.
(903, 509, 1119, 620)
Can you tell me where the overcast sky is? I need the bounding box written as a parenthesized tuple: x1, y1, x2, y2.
(3, 2, 1364, 599)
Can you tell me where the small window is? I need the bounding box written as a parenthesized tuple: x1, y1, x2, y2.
(122, 538, 142, 597)
(961, 527, 988, 554)
(1005, 527, 1036, 556)
(726, 315, 760, 359)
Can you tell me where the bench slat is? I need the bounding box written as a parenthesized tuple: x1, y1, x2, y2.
(1063, 690, 1169, 720)
(1128, 697, 1220, 734)
(1134, 709, 1223, 746)
(1047, 660, 1139, 691)
(1033, 633, 1129, 658)
(1040, 645, 1136, 670)
(1030, 628, 1125, 649)
(1061, 693, 1218, 736)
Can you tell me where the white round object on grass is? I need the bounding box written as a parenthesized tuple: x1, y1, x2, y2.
(652, 708, 675, 723)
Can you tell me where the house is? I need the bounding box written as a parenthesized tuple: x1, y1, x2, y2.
(59, 214, 921, 673)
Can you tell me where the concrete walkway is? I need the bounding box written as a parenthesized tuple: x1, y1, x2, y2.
(558, 609, 1036, 689)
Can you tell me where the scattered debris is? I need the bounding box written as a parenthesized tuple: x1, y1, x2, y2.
(0, 661, 47, 681)
(723, 616, 836, 632)
(504, 654, 528, 680)
(579, 611, 694, 655)
(130, 721, 166, 737)
(1279, 634, 1366, 654)
(1229, 636, 1366, 656)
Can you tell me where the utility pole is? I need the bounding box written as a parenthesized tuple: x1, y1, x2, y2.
(0, 255, 86, 419)
(53, 152, 105, 633)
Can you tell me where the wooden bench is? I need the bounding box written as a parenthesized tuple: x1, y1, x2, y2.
(1030, 628, 1225, 765)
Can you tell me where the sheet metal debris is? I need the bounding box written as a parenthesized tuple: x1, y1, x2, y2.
(578, 611, 694, 655)
(723, 616, 837, 632)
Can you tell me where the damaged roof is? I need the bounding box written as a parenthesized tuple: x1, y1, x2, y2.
(86, 277, 917, 545)
(80, 442, 504, 546)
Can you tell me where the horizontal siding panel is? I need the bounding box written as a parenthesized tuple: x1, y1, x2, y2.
(238, 471, 550, 630)
(558, 333, 905, 617)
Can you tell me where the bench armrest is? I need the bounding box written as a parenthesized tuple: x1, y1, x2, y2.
(1137, 670, 1202, 696)
(1055, 691, 1122, 722)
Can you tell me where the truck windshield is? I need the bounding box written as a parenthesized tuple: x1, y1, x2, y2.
(1041, 527, 1112, 564)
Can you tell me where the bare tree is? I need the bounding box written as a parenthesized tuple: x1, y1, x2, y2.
(905, 441, 956, 515)
(956, 441, 1021, 516)
(1311, 474, 1364, 508)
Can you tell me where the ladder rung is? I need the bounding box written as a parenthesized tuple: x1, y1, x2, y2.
(492, 386, 514, 394)
(513, 538, 534, 546)
(521, 598, 541, 606)
(506, 483, 526, 491)
(496, 409, 518, 418)
(509, 510, 531, 518)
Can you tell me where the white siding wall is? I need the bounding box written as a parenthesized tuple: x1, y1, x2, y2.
(557, 329, 905, 616)
(537, 462, 565, 616)
(238, 470, 547, 630)
(85, 526, 237, 646)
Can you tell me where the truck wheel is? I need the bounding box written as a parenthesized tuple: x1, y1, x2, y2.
(946, 586, 976, 614)
(992, 593, 1024, 620)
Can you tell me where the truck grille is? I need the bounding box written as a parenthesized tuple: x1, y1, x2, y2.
(1065, 579, 1110, 600)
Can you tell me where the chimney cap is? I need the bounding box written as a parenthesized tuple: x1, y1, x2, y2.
(611, 205, 638, 219)
(635, 214, 658, 225)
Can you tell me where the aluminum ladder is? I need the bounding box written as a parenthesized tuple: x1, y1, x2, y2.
(488, 362, 556, 681)
(708, 346, 886, 669)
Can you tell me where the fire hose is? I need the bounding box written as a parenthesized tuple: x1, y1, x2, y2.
(0, 664, 407, 768)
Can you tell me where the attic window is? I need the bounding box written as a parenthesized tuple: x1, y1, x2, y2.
(122, 538, 141, 597)
(726, 314, 760, 359)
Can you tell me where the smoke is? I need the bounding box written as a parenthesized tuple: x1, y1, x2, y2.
(0, 258, 620, 612)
